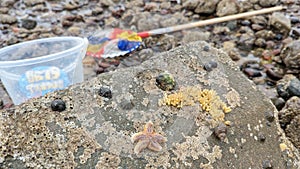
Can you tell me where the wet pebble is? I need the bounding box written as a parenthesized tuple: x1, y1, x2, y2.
(98, 61, 111, 68)
(266, 41, 276, 49)
(280, 40, 300, 70)
(92, 6, 104, 15)
(62, 20, 73, 27)
(271, 97, 286, 110)
(156, 72, 176, 91)
(250, 16, 267, 27)
(52, 26, 64, 35)
(194, 0, 219, 14)
(287, 78, 300, 97)
(243, 68, 262, 78)
(266, 67, 284, 80)
(270, 12, 291, 34)
(291, 28, 300, 38)
(0, 14, 17, 24)
(255, 30, 275, 40)
(228, 48, 241, 61)
(160, 2, 171, 9)
(251, 24, 264, 31)
(105, 16, 119, 27)
(110, 4, 125, 17)
(277, 74, 300, 100)
(274, 34, 283, 41)
(254, 38, 266, 48)
(0, 8, 9, 14)
(237, 27, 255, 51)
(67, 26, 81, 36)
(143, 2, 159, 12)
(101, 0, 115, 7)
(51, 99, 66, 112)
(278, 96, 300, 127)
(259, 0, 278, 7)
(240, 20, 251, 26)
(290, 16, 300, 24)
(276, 84, 290, 100)
(51, 3, 63, 12)
(98, 86, 112, 99)
(94, 66, 104, 75)
(0, 0, 15, 7)
(216, 0, 238, 17)
(24, 0, 44, 6)
(20, 19, 37, 30)
(223, 41, 241, 61)
(182, 0, 198, 10)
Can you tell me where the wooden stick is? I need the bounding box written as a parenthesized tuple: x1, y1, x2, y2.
(137, 6, 283, 38)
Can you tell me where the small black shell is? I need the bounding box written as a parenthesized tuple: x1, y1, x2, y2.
(155, 72, 176, 91)
(98, 86, 112, 99)
(204, 61, 218, 72)
(51, 99, 66, 112)
(214, 123, 227, 141)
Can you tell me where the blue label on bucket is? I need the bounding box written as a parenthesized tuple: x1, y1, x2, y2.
(19, 66, 70, 98)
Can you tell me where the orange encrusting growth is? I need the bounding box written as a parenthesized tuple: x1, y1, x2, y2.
(161, 87, 231, 122)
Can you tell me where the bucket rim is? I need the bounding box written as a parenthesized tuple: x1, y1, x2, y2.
(0, 37, 86, 68)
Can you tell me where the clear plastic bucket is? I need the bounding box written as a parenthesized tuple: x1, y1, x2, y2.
(0, 37, 88, 105)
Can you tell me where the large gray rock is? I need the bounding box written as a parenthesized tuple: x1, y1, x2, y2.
(281, 40, 300, 73)
(0, 41, 299, 168)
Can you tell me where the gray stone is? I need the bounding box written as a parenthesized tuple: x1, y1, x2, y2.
(0, 41, 299, 168)
(276, 74, 299, 100)
(270, 12, 291, 34)
(281, 40, 300, 70)
(216, 0, 239, 17)
(259, 0, 279, 7)
(287, 78, 300, 97)
(279, 96, 300, 149)
(194, 0, 219, 14)
(182, 30, 210, 44)
(23, 0, 44, 6)
(182, 0, 199, 10)
(237, 26, 255, 51)
(100, 0, 115, 7)
(20, 19, 37, 30)
(0, 14, 17, 24)
(137, 12, 160, 31)
(0, 0, 15, 7)
(286, 115, 300, 149)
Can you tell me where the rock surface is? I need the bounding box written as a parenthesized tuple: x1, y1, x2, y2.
(279, 96, 300, 150)
(281, 40, 300, 72)
(0, 41, 299, 168)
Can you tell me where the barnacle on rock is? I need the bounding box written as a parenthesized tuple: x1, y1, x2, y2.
(95, 152, 121, 169)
